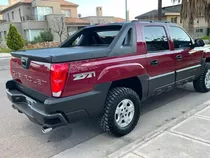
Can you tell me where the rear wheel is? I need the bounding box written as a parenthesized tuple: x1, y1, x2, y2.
(98, 87, 141, 137)
(193, 64, 210, 93)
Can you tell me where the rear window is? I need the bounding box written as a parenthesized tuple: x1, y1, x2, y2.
(97, 31, 119, 44)
(144, 26, 169, 52)
(62, 25, 122, 47)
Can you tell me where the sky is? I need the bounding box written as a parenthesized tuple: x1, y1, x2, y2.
(1, 0, 179, 20)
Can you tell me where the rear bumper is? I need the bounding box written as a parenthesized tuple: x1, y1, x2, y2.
(6, 80, 110, 128)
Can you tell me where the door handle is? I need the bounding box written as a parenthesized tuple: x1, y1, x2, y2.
(176, 55, 182, 61)
(151, 59, 159, 66)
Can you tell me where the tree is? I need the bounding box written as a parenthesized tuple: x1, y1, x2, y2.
(78, 13, 82, 18)
(158, 0, 162, 20)
(51, 16, 67, 42)
(39, 31, 53, 42)
(6, 24, 24, 51)
(172, 0, 210, 35)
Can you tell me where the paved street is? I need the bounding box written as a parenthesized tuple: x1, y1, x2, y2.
(1, 58, 210, 158)
(0, 58, 10, 70)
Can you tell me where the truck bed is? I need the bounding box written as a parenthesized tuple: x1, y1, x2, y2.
(11, 46, 111, 63)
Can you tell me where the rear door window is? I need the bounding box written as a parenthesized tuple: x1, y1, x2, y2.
(144, 26, 169, 52)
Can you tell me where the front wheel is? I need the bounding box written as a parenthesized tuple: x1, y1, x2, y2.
(193, 64, 210, 93)
(98, 87, 141, 137)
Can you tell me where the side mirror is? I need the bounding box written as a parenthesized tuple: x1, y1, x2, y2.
(194, 38, 205, 47)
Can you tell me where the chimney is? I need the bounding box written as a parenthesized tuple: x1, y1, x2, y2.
(8, 0, 19, 6)
(96, 7, 102, 16)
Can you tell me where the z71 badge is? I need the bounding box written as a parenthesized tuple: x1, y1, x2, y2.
(73, 72, 96, 81)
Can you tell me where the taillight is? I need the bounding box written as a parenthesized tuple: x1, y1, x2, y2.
(50, 63, 69, 97)
(10, 58, 12, 76)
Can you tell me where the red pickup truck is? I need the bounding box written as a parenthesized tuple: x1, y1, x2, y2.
(6, 21, 210, 137)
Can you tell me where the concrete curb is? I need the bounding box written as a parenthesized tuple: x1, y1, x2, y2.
(108, 100, 210, 158)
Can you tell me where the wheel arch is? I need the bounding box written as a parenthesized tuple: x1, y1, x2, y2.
(109, 75, 149, 101)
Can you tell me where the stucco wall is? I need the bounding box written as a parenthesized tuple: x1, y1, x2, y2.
(82, 16, 114, 25)
(166, 15, 182, 26)
(0, 22, 22, 41)
(2, 4, 32, 22)
(61, 6, 77, 18)
(21, 21, 48, 30)
(32, 0, 61, 14)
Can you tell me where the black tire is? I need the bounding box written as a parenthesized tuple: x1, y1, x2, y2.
(193, 64, 210, 93)
(98, 87, 141, 137)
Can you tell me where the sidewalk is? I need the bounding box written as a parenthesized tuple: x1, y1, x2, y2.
(0, 53, 11, 58)
(108, 100, 210, 158)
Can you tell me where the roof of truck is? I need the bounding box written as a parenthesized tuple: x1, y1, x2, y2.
(85, 20, 174, 29)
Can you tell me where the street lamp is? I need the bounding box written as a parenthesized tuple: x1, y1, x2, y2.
(125, 0, 128, 21)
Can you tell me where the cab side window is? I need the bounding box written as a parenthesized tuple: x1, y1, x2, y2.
(144, 26, 169, 52)
(169, 26, 192, 49)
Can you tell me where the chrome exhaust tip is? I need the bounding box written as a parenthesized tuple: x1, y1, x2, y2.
(41, 126, 53, 134)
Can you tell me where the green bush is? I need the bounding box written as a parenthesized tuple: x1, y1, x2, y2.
(6, 24, 24, 51)
(40, 31, 53, 42)
(32, 31, 53, 44)
(201, 36, 210, 40)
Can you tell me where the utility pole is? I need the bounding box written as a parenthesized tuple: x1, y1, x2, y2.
(125, 0, 128, 21)
(158, 0, 162, 20)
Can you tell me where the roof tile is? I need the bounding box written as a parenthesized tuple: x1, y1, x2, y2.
(114, 17, 125, 22)
(65, 17, 90, 24)
(60, 0, 78, 6)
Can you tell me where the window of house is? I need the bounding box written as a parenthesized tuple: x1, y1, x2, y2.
(174, 17, 177, 23)
(169, 26, 192, 49)
(171, 17, 177, 23)
(19, 9, 22, 21)
(196, 28, 203, 33)
(0, 32, 2, 42)
(30, 29, 44, 41)
(144, 26, 169, 52)
(4, 31, 7, 39)
(34, 7, 53, 20)
(61, 9, 71, 17)
(7, 13, 10, 22)
(25, 29, 44, 41)
(12, 11, 14, 19)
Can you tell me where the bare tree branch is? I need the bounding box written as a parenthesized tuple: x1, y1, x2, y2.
(51, 16, 67, 42)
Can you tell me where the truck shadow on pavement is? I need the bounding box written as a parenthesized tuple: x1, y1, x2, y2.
(141, 84, 194, 114)
(29, 84, 194, 142)
(22, 83, 195, 157)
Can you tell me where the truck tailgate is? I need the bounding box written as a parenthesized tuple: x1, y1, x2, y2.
(10, 57, 51, 97)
